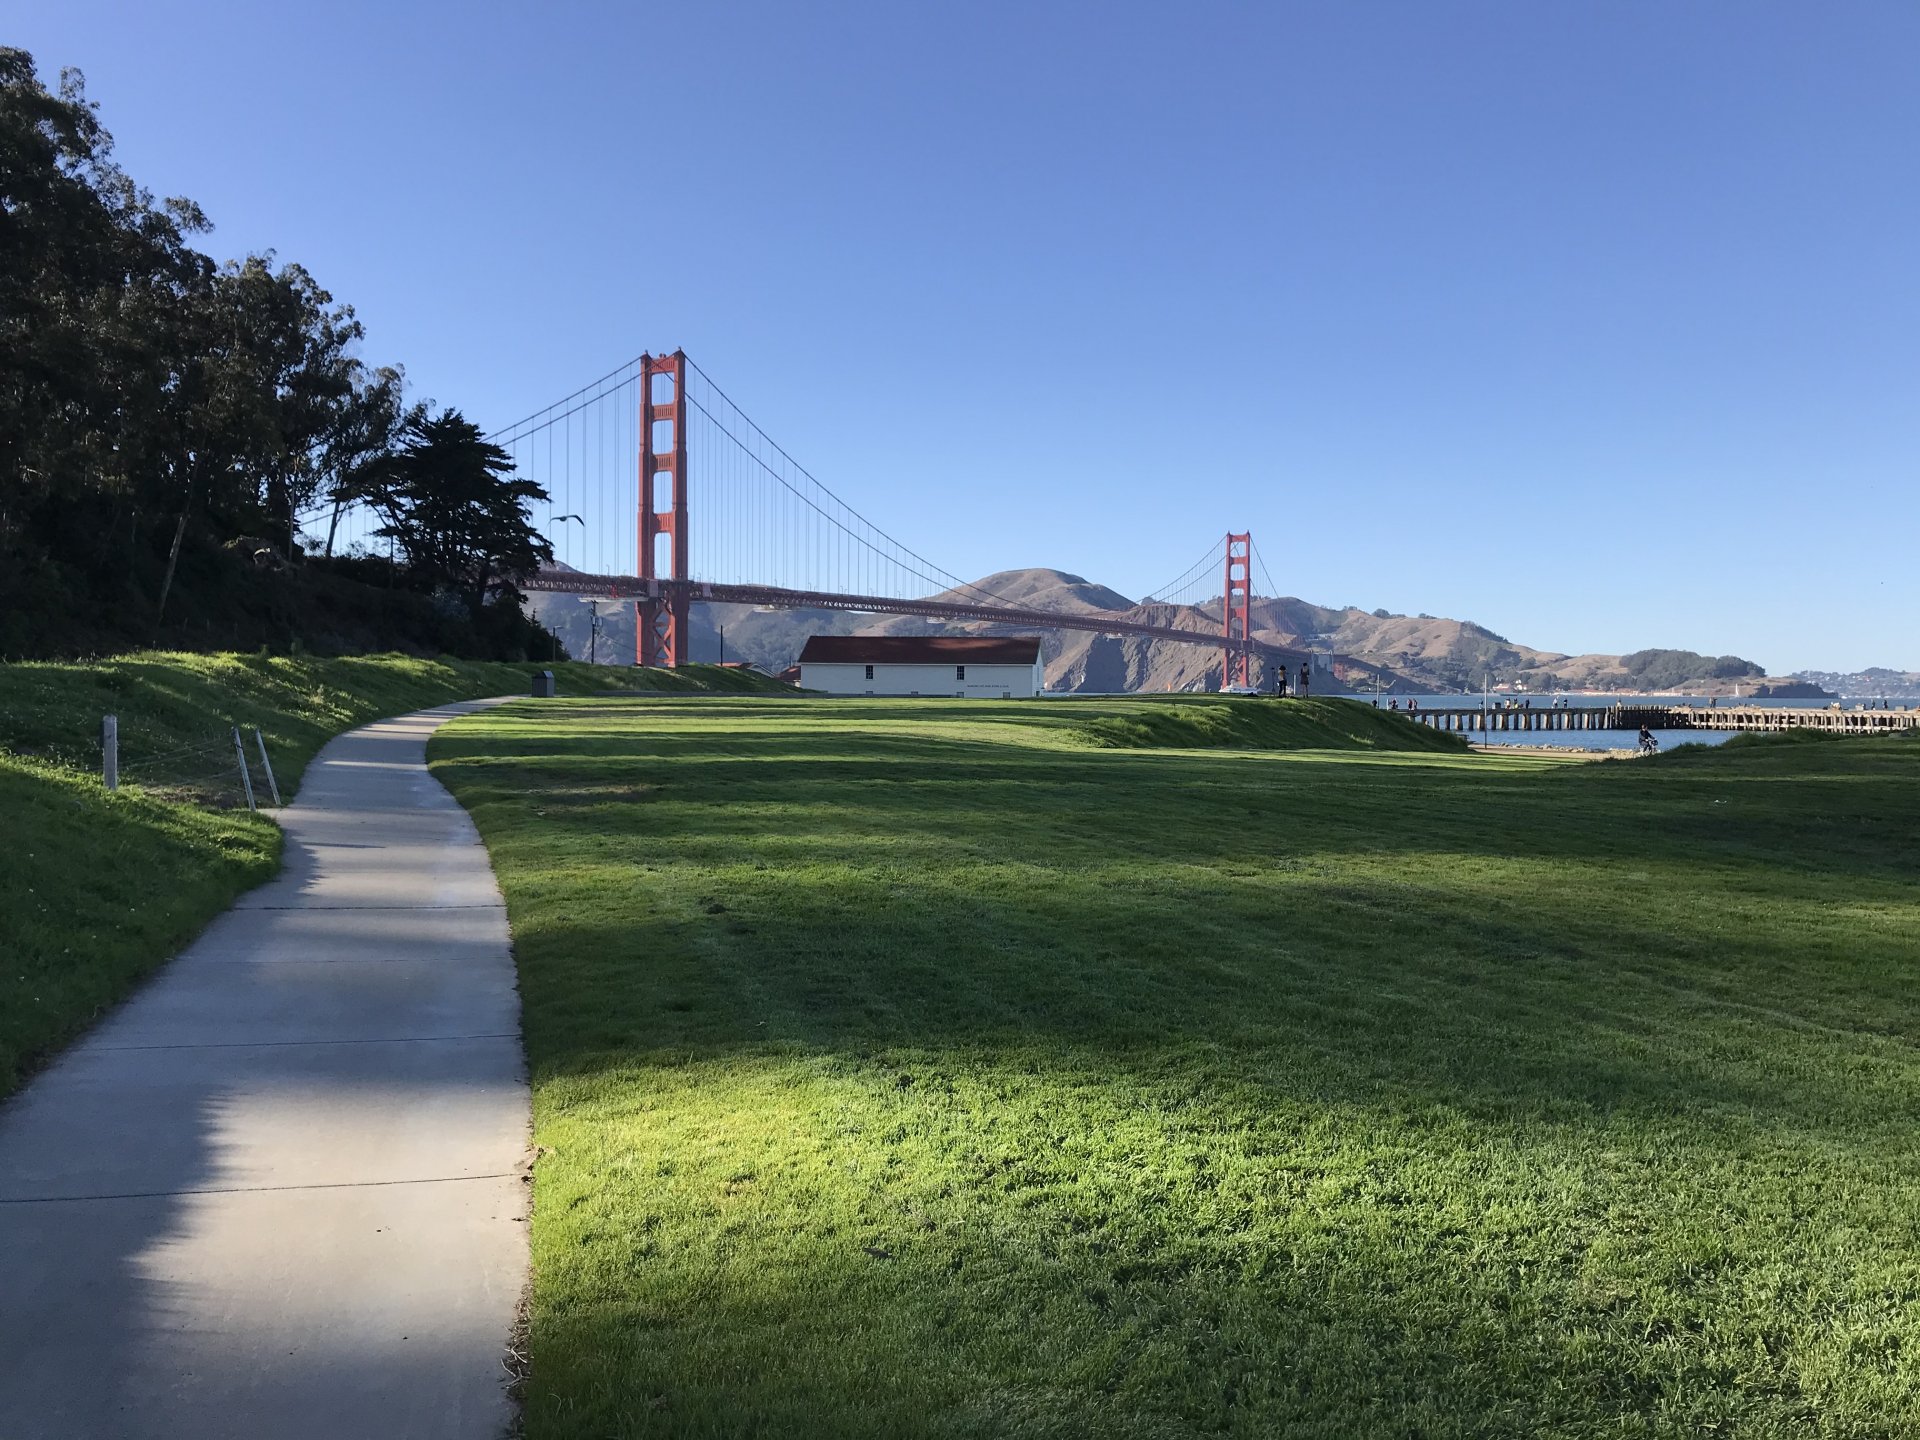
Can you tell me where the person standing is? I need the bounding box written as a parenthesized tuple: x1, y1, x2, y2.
(1298, 661, 1311, 698)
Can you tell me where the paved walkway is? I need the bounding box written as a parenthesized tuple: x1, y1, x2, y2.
(0, 702, 527, 1440)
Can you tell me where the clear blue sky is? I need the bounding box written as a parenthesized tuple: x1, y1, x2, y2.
(17, 2, 1919, 671)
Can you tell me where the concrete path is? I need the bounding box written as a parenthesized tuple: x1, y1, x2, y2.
(0, 702, 528, 1440)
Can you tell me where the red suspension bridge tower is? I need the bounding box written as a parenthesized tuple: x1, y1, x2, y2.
(1222, 531, 1253, 689)
(636, 351, 690, 666)
(585, 349, 1276, 680)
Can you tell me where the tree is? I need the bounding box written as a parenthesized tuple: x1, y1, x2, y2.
(0, 49, 214, 626)
(0, 50, 398, 633)
(369, 409, 552, 616)
(317, 366, 414, 558)
(209, 255, 366, 557)
(0, 49, 541, 659)
(1620, 649, 1765, 691)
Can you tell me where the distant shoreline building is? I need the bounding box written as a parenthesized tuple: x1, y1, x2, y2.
(797, 635, 1045, 698)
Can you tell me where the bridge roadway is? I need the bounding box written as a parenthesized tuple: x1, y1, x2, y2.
(1396, 702, 1920, 735)
(523, 570, 1310, 662)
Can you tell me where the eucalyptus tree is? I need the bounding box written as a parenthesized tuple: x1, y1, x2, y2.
(317, 365, 414, 558)
(0, 47, 525, 657)
(0, 47, 214, 630)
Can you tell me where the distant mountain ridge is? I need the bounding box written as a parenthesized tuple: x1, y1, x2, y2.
(1793, 668, 1920, 700)
(526, 567, 1835, 695)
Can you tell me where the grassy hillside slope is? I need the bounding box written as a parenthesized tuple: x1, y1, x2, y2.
(435, 698, 1920, 1437)
(0, 654, 784, 1096)
(1067, 695, 1465, 752)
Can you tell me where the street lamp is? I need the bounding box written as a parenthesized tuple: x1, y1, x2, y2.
(544, 516, 584, 661)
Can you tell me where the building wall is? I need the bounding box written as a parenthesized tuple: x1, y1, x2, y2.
(800, 660, 1043, 698)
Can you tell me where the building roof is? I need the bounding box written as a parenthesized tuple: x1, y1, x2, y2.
(797, 635, 1043, 665)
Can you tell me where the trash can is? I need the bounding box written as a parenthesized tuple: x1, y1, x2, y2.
(531, 669, 557, 698)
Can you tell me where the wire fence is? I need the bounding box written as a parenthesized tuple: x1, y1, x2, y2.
(9, 719, 285, 811)
(121, 735, 254, 807)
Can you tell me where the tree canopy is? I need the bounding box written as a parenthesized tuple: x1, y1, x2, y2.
(363, 410, 553, 616)
(0, 48, 554, 659)
(1620, 649, 1764, 690)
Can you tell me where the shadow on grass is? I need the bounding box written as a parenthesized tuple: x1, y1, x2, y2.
(438, 724, 1920, 887)
(0, 761, 281, 1096)
(442, 704, 1920, 1130)
(436, 700, 1920, 1437)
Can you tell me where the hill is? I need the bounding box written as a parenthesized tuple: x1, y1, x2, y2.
(1796, 667, 1920, 700)
(529, 567, 1787, 695)
(868, 572, 1228, 694)
(529, 569, 1261, 693)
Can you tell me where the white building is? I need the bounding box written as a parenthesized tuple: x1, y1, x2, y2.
(797, 635, 1045, 698)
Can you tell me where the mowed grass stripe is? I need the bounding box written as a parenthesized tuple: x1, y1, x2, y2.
(432, 696, 1920, 1438)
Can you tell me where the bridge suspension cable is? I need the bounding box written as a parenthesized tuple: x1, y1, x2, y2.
(679, 356, 1028, 609)
(1249, 539, 1282, 605)
(480, 358, 644, 578)
(485, 355, 646, 445)
(1145, 534, 1285, 613)
(446, 349, 1040, 610)
(350, 345, 1305, 677)
(1141, 538, 1227, 611)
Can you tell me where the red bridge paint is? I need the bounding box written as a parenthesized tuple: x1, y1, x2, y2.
(1222, 532, 1253, 690)
(637, 351, 690, 666)
(515, 349, 1328, 684)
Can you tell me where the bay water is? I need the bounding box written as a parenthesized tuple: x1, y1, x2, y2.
(1326, 692, 1864, 751)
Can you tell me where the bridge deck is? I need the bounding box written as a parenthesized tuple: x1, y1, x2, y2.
(524, 570, 1312, 661)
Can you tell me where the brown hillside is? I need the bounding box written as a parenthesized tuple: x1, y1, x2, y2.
(527, 567, 1771, 694)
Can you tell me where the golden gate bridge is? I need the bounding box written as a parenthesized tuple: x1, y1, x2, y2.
(440, 350, 1307, 685)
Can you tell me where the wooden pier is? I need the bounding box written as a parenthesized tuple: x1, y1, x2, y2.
(1392, 702, 1920, 736)
(1655, 704, 1920, 735)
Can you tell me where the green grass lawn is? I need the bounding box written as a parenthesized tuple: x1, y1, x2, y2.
(432, 696, 1920, 1437)
(0, 652, 780, 1096)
